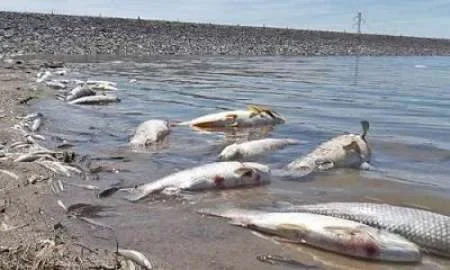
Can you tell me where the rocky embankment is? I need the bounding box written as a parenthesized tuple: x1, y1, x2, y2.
(1, 11, 450, 57)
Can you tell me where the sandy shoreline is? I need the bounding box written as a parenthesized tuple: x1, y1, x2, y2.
(1, 11, 450, 57)
(0, 60, 118, 269)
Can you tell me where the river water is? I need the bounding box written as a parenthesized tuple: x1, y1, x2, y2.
(36, 56, 450, 269)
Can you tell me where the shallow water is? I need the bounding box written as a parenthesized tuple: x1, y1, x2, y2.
(36, 56, 450, 269)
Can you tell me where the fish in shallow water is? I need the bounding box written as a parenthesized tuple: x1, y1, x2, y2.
(125, 162, 271, 202)
(177, 105, 286, 128)
(65, 84, 96, 101)
(285, 120, 371, 176)
(279, 202, 450, 258)
(129, 119, 170, 147)
(68, 94, 120, 105)
(218, 138, 300, 161)
(197, 208, 421, 262)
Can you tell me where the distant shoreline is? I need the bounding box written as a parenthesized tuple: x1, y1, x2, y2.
(1, 11, 450, 57)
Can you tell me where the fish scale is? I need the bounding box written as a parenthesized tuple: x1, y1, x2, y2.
(282, 202, 450, 258)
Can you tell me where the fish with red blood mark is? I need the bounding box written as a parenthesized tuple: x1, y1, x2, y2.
(124, 162, 271, 202)
(280, 202, 450, 258)
(176, 105, 286, 129)
(213, 175, 225, 187)
(197, 208, 421, 263)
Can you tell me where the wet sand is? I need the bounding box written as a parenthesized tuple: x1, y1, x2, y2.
(0, 60, 117, 269)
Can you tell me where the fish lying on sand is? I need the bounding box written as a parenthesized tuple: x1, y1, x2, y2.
(177, 105, 286, 129)
(130, 119, 171, 147)
(65, 84, 96, 101)
(277, 202, 450, 258)
(197, 208, 421, 262)
(218, 138, 300, 161)
(285, 121, 371, 175)
(125, 162, 271, 202)
(117, 249, 153, 270)
(68, 94, 120, 105)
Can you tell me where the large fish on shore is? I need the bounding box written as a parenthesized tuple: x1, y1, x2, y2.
(126, 162, 271, 202)
(218, 138, 300, 161)
(285, 121, 371, 175)
(177, 105, 286, 129)
(129, 119, 171, 147)
(278, 202, 450, 258)
(197, 208, 421, 262)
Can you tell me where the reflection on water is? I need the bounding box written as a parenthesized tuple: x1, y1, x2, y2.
(35, 56, 450, 269)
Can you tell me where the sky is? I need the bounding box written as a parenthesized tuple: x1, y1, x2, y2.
(1, 0, 449, 39)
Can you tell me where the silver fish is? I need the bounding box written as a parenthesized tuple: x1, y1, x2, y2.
(285, 121, 371, 175)
(68, 94, 120, 105)
(177, 105, 285, 128)
(126, 162, 271, 202)
(281, 202, 450, 258)
(65, 85, 96, 101)
(130, 119, 170, 147)
(117, 249, 153, 270)
(45, 80, 66, 89)
(218, 138, 300, 161)
(198, 208, 421, 262)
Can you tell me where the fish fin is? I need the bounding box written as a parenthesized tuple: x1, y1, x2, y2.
(361, 120, 370, 140)
(342, 141, 361, 153)
(276, 223, 309, 241)
(247, 105, 278, 119)
(314, 159, 334, 170)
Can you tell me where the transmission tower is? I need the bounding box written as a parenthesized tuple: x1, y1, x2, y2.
(353, 11, 365, 34)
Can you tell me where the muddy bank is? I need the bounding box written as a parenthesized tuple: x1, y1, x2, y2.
(0, 60, 121, 269)
(1, 11, 450, 57)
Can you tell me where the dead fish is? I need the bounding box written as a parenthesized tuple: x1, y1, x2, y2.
(36, 71, 52, 83)
(218, 138, 300, 161)
(285, 121, 371, 176)
(65, 84, 96, 101)
(130, 120, 170, 147)
(66, 182, 100, 191)
(177, 105, 286, 128)
(86, 80, 117, 86)
(68, 94, 120, 105)
(0, 169, 19, 180)
(14, 152, 55, 162)
(54, 69, 67, 76)
(197, 208, 421, 263)
(86, 81, 118, 91)
(126, 162, 271, 202)
(31, 117, 42, 132)
(117, 249, 153, 270)
(45, 80, 66, 89)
